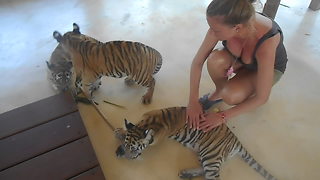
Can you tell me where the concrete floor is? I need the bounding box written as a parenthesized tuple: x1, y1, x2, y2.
(1, 0, 320, 179)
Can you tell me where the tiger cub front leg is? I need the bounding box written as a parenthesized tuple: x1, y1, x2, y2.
(142, 77, 155, 104)
(81, 76, 98, 99)
(90, 77, 102, 92)
(73, 75, 82, 95)
(114, 128, 126, 142)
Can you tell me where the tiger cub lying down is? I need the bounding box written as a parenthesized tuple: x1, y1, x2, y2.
(52, 23, 162, 104)
(115, 107, 277, 180)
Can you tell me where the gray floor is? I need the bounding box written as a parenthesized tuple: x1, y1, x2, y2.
(1, 0, 320, 179)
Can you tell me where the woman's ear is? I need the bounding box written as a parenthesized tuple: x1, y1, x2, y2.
(234, 24, 242, 32)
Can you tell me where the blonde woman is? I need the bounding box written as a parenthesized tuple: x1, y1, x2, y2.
(187, 0, 288, 131)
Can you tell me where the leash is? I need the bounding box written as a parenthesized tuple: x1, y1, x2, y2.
(76, 88, 118, 131)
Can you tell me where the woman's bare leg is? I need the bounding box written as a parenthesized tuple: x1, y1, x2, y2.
(206, 49, 235, 101)
(206, 49, 257, 105)
(221, 69, 256, 105)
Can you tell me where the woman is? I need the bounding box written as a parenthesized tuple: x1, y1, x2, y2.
(186, 0, 288, 132)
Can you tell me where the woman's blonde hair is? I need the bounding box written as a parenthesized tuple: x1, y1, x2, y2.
(206, 0, 255, 26)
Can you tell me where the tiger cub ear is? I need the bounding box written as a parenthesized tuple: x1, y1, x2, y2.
(143, 129, 154, 145)
(53, 31, 62, 42)
(72, 23, 81, 34)
(144, 129, 152, 136)
(46, 61, 54, 70)
(124, 119, 135, 130)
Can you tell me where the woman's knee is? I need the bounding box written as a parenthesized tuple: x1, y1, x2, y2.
(207, 49, 233, 77)
(207, 49, 232, 67)
(221, 89, 246, 105)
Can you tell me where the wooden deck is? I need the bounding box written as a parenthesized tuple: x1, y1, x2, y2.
(0, 93, 105, 180)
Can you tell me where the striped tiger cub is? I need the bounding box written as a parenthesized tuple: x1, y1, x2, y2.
(115, 107, 277, 180)
(53, 23, 162, 104)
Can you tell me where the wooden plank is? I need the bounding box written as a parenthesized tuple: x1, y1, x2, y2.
(0, 137, 99, 180)
(69, 166, 105, 180)
(309, 0, 320, 10)
(0, 92, 77, 139)
(263, 0, 281, 20)
(0, 112, 86, 171)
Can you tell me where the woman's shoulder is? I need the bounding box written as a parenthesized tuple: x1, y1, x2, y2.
(254, 13, 273, 39)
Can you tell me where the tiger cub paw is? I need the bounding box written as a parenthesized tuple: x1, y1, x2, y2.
(179, 170, 193, 179)
(142, 95, 152, 104)
(178, 168, 204, 179)
(124, 77, 135, 86)
(114, 128, 126, 142)
(90, 79, 102, 92)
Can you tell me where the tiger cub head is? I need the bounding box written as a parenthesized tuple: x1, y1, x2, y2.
(116, 119, 154, 159)
(46, 60, 73, 92)
(53, 23, 99, 51)
(53, 23, 81, 44)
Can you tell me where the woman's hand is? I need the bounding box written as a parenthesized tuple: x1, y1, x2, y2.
(186, 101, 204, 130)
(199, 112, 225, 132)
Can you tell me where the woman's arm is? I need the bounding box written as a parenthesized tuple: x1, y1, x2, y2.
(189, 29, 219, 103)
(187, 28, 219, 129)
(224, 33, 281, 119)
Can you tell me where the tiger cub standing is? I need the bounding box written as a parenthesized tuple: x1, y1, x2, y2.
(52, 23, 162, 104)
(46, 43, 73, 92)
(115, 107, 277, 180)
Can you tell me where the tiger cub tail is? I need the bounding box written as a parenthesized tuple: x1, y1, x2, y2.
(238, 146, 277, 180)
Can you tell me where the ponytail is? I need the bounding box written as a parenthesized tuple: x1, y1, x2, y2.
(206, 0, 255, 26)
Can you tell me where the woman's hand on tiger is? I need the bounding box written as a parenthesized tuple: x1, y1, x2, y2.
(186, 101, 205, 130)
(199, 112, 224, 132)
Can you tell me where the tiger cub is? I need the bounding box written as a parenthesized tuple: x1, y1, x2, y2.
(46, 44, 73, 92)
(52, 23, 162, 104)
(115, 107, 277, 180)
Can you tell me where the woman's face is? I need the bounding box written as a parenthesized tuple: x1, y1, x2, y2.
(206, 15, 237, 40)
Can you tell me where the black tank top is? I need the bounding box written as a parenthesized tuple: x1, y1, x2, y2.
(222, 14, 288, 73)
